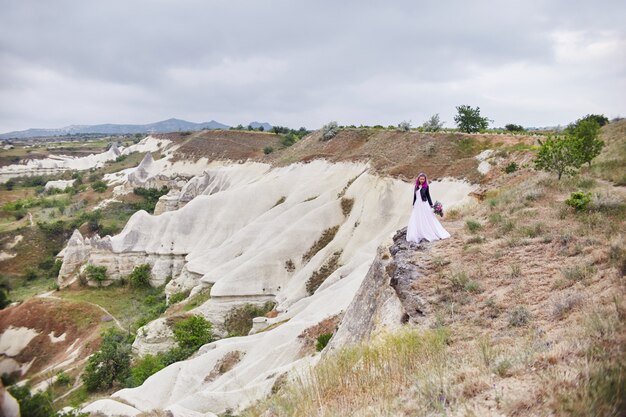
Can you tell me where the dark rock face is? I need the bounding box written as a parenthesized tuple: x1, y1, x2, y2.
(328, 227, 429, 350)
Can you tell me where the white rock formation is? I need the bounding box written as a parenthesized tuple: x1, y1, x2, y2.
(0, 382, 20, 417)
(74, 159, 477, 416)
(0, 136, 170, 183)
(475, 149, 494, 175)
(44, 179, 75, 191)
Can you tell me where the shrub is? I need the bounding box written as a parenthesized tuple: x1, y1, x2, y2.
(505, 124, 525, 132)
(129, 264, 151, 288)
(465, 219, 482, 233)
(284, 259, 296, 272)
(534, 136, 582, 180)
(82, 329, 131, 391)
(92, 180, 108, 193)
(316, 332, 333, 351)
(56, 371, 71, 385)
(340, 197, 354, 216)
(565, 191, 592, 211)
(306, 251, 342, 295)
(85, 264, 107, 284)
(421, 114, 444, 132)
(128, 354, 165, 387)
(0, 288, 10, 309)
(173, 315, 213, 350)
(24, 268, 38, 281)
(508, 306, 531, 327)
(263, 146, 274, 155)
(504, 162, 518, 173)
(224, 302, 275, 337)
(397, 120, 411, 132)
(132, 186, 169, 213)
(562, 264, 596, 282)
(321, 121, 339, 141)
(169, 290, 190, 304)
(494, 358, 513, 377)
(7, 384, 56, 417)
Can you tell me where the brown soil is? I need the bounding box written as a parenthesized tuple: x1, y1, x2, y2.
(298, 314, 342, 357)
(154, 130, 282, 163)
(0, 298, 103, 380)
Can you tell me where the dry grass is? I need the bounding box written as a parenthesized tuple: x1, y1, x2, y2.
(244, 328, 451, 417)
(305, 251, 342, 295)
(301, 226, 339, 263)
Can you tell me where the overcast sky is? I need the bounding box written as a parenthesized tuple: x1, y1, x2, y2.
(1, 0, 625, 132)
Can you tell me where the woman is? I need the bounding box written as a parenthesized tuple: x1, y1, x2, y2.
(406, 173, 450, 243)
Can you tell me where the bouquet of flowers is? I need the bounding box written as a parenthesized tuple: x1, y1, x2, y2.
(433, 201, 443, 217)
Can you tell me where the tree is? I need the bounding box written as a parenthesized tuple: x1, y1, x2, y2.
(454, 105, 489, 133)
(567, 118, 604, 167)
(82, 329, 131, 391)
(505, 124, 525, 132)
(579, 114, 609, 127)
(173, 315, 213, 350)
(534, 136, 582, 180)
(422, 114, 444, 132)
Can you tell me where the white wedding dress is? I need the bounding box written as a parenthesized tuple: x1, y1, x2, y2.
(406, 189, 451, 243)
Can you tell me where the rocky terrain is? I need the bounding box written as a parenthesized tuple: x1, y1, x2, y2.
(0, 123, 624, 417)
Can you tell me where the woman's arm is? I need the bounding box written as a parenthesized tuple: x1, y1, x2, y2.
(426, 188, 433, 207)
(412, 187, 417, 205)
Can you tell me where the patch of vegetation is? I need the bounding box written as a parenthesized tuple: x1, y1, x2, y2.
(504, 162, 518, 173)
(91, 180, 108, 193)
(129, 264, 151, 288)
(169, 290, 190, 304)
(316, 332, 333, 351)
(562, 264, 596, 282)
(224, 302, 276, 337)
(284, 259, 295, 272)
(82, 329, 132, 392)
(465, 219, 482, 233)
(127, 354, 166, 387)
(85, 264, 107, 285)
(454, 105, 489, 133)
(302, 226, 339, 263)
(508, 306, 531, 327)
(421, 114, 444, 132)
(0, 287, 10, 309)
(321, 121, 339, 141)
(340, 197, 354, 216)
(565, 191, 592, 211)
(306, 250, 342, 295)
(132, 186, 169, 213)
(263, 146, 274, 155)
(173, 315, 214, 350)
(184, 287, 211, 311)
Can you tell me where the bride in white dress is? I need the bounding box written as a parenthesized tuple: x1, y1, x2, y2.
(406, 172, 450, 243)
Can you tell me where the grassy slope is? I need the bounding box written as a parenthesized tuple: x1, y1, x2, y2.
(243, 126, 626, 416)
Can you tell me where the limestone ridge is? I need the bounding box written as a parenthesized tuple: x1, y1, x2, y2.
(328, 227, 429, 350)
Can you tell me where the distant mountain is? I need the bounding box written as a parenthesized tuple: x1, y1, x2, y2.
(0, 118, 232, 140)
(247, 121, 273, 131)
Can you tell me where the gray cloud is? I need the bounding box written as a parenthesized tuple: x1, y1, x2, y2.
(1, 0, 625, 132)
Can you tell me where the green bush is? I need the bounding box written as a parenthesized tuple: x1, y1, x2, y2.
(224, 302, 275, 337)
(92, 180, 108, 193)
(316, 332, 333, 351)
(173, 315, 214, 350)
(565, 191, 592, 211)
(127, 354, 165, 387)
(85, 264, 107, 284)
(7, 384, 56, 417)
(465, 219, 482, 233)
(263, 146, 274, 155)
(129, 264, 151, 288)
(0, 288, 10, 309)
(132, 186, 169, 213)
(24, 268, 38, 281)
(82, 329, 131, 392)
(56, 371, 71, 386)
(505, 162, 518, 173)
(169, 290, 190, 304)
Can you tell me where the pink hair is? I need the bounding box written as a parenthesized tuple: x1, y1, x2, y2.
(415, 173, 428, 189)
